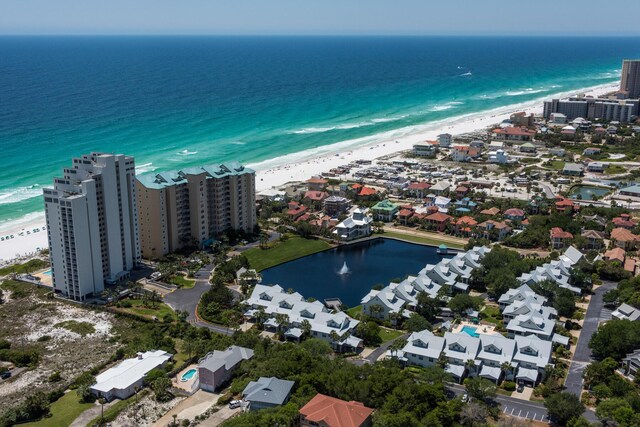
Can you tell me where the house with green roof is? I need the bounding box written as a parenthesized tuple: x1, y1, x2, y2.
(371, 199, 399, 222)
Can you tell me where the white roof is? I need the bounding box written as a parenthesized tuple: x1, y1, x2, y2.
(91, 350, 172, 393)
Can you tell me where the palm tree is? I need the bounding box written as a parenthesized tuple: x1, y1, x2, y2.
(300, 319, 312, 338)
(437, 351, 449, 370)
(368, 304, 384, 319)
(255, 307, 268, 329)
(329, 330, 341, 348)
(274, 313, 289, 332)
(465, 359, 476, 375)
(500, 361, 512, 383)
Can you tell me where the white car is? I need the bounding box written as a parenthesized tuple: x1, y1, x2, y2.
(228, 400, 242, 409)
(461, 393, 469, 403)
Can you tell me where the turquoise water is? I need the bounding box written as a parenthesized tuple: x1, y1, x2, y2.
(181, 369, 197, 382)
(1, 36, 638, 230)
(461, 326, 479, 338)
(569, 185, 611, 200)
(42, 269, 52, 276)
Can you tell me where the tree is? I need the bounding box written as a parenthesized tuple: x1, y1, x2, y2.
(460, 402, 489, 427)
(300, 319, 312, 338)
(152, 377, 173, 402)
(464, 376, 496, 403)
(404, 313, 432, 332)
(368, 304, 384, 318)
(274, 313, 290, 332)
(544, 392, 585, 426)
(356, 321, 382, 346)
(448, 294, 481, 315)
(416, 292, 441, 321)
(595, 397, 640, 426)
(589, 319, 640, 360)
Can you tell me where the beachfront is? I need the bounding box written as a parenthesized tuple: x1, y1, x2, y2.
(0, 82, 619, 263)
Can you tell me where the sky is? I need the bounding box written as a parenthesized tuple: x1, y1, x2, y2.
(2, 0, 640, 36)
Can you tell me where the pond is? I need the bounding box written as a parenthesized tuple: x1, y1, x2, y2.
(260, 238, 451, 307)
(569, 185, 610, 200)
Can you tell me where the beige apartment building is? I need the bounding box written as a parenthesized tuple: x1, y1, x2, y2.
(136, 162, 256, 259)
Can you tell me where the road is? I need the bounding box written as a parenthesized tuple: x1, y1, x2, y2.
(564, 281, 617, 397)
(351, 333, 410, 366)
(536, 181, 556, 199)
(163, 263, 235, 336)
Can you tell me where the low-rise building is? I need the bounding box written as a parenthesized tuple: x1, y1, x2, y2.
(333, 208, 372, 241)
(91, 350, 173, 401)
(562, 163, 584, 176)
(491, 127, 535, 142)
(550, 227, 573, 249)
(198, 346, 254, 392)
(611, 227, 638, 250)
(298, 394, 374, 427)
(371, 199, 399, 222)
(612, 303, 640, 321)
(581, 230, 605, 250)
(425, 212, 452, 232)
(622, 349, 640, 379)
(413, 142, 439, 157)
(437, 133, 453, 147)
(243, 377, 295, 411)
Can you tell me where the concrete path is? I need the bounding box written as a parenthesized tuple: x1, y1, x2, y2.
(152, 390, 215, 427)
(69, 399, 118, 427)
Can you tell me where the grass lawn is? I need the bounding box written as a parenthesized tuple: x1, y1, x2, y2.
(497, 389, 513, 396)
(605, 164, 627, 174)
(0, 258, 48, 276)
(88, 390, 149, 426)
(384, 231, 465, 249)
(23, 390, 94, 427)
(116, 299, 175, 320)
(243, 236, 333, 271)
(546, 160, 565, 170)
(480, 305, 502, 325)
(345, 305, 362, 318)
(54, 320, 96, 336)
(168, 274, 195, 289)
(379, 327, 406, 343)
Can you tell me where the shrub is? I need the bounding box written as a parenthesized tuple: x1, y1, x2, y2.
(217, 392, 233, 405)
(37, 335, 52, 342)
(48, 371, 62, 383)
(502, 381, 516, 392)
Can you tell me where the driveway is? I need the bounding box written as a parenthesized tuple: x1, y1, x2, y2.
(564, 281, 617, 397)
(152, 390, 217, 427)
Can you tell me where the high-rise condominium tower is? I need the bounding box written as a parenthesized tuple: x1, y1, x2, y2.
(43, 153, 140, 301)
(620, 59, 640, 99)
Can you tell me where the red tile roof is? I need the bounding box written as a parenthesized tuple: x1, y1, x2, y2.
(550, 227, 573, 239)
(306, 177, 329, 184)
(358, 186, 377, 196)
(426, 212, 452, 223)
(304, 191, 329, 201)
(492, 126, 535, 136)
(408, 182, 431, 190)
(504, 208, 525, 217)
(604, 247, 626, 263)
(611, 227, 638, 242)
(480, 207, 500, 216)
(351, 183, 363, 189)
(299, 394, 374, 427)
(398, 209, 414, 217)
(455, 216, 478, 226)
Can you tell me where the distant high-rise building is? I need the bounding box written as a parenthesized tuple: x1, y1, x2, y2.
(543, 96, 639, 122)
(136, 162, 256, 259)
(43, 153, 140, 301)
(621, 59, 640, 99)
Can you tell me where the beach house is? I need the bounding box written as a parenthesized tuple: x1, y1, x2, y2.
(242, 377, 295, 411)
(198, 346, 254, 392)
(323, 196, 350, 216)
(333, 208, 372, 241)
(90, 350, 173, 401)
(371, 199, 399, 222)
(298, 394, 374, 427)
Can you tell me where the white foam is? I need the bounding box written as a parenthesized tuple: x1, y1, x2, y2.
(459, 72, 473, 76)
(0, 185, 42, 205)
(177, 149, 198, 156)
(135, 162, 155, 174)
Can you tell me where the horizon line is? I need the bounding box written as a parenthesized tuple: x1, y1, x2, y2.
(2, 33, 640, 38)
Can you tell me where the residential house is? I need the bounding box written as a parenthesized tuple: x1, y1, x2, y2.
(517, 247, 583, 295)
(401, 330, 446, 369)
(198, 346, 254, 392)
(491, 127, 535, 142)
(90, 350, 173, 401)
(505, 311, 555, 341)
(357, 186, 377, 198)
(512, 336, 553, 387)
(622, 349, 640, 379)
(430, 181, 451, 195)
(562, 163, 584, 176)
(437, 133, 453, 147)
(323, 196, 350, 216)
(519, 143, 537, 153)
(619, 185, 640, 198)
(549, 148, 565, 156)
(425, 212, 452, 232)
(498, 284, 548, 310)
(554, 197, 578, 213)
(413, 142, 439, 157)
(397, 207, 415, 226)
(406, 182, 431, 199)
(581, 230, 605, 250)
(502, 297, 557, 322)
(550, 227, 573, 249)
(425, 195, 451, 213)
(504, 208, 526, 221)
(604, 247, 626, 264)
(511, 112, 534, 127)
(454, 216, 478, 237)
(455, 186, 470, 198)
(612, 303, 640, 321)
(298, 394, 374, 427)
(488, 149, 509, 164)
(549, 113, 567, 124)
(287, 202, 308, 221)
(586, 162, 606, 173)
(371, 199, 399, 222)
(612, 214, 637, 230)
(451, 146, 481, 162)
(361, 282, 416, 320)
(243, 377, 295, 411)
(304, 191, 329, 210)
(306, 177, 329, 191)
(476, 335, 517, 384)
(611, 227, 638, 250)
(333, 208, 372, 241)
(454, 198, 478, 214)
(561, 125, 576, 136)
(477, 220, 512, 241)
(443, 332, 481, 382)
(480, 207, 500, 216)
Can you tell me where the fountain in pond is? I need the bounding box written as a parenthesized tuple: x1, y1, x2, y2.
(338, 261, 350, 275)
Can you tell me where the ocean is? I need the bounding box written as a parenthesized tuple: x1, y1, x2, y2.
(0, 36, 638, 230)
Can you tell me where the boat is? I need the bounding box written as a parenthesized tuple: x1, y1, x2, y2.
(437, 244, 449, 254)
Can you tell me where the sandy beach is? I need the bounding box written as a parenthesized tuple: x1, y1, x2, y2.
(0, 82, 619, 262)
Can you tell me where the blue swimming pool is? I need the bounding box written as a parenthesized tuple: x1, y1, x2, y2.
(180, 368, 197, 382)
(461, 326, 480, 338)
(42, 269, 52, 276)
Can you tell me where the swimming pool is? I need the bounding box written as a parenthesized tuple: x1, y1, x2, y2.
(42, 269, 52, 276)
(461, 326, 480, 338)
(180, 368, 197, 382)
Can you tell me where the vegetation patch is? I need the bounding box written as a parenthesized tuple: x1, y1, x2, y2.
(383, 231, 465, 249)
(22, 391, 94, 427)
(53, 320, 96, 337)
(114, 299, 174, 321)
(0, 259, 48, 277)
(168, 274, 195, 288)
(243, 236, 332, 271)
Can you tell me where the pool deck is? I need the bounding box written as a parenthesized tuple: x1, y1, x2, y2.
(452, 321, 498, 337)
(31, 268, 53, 287)
(173, 364, 199, 392)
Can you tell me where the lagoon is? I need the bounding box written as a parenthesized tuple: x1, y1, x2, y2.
(260, 238, 451, 307)
(569, 185, 611, 200)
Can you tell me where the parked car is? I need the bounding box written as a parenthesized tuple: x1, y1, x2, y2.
(229, 400, 242, 409)
(1, 371, 11, 380)
(517, 383, 524, 393)
(461, 393, 469, 403)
